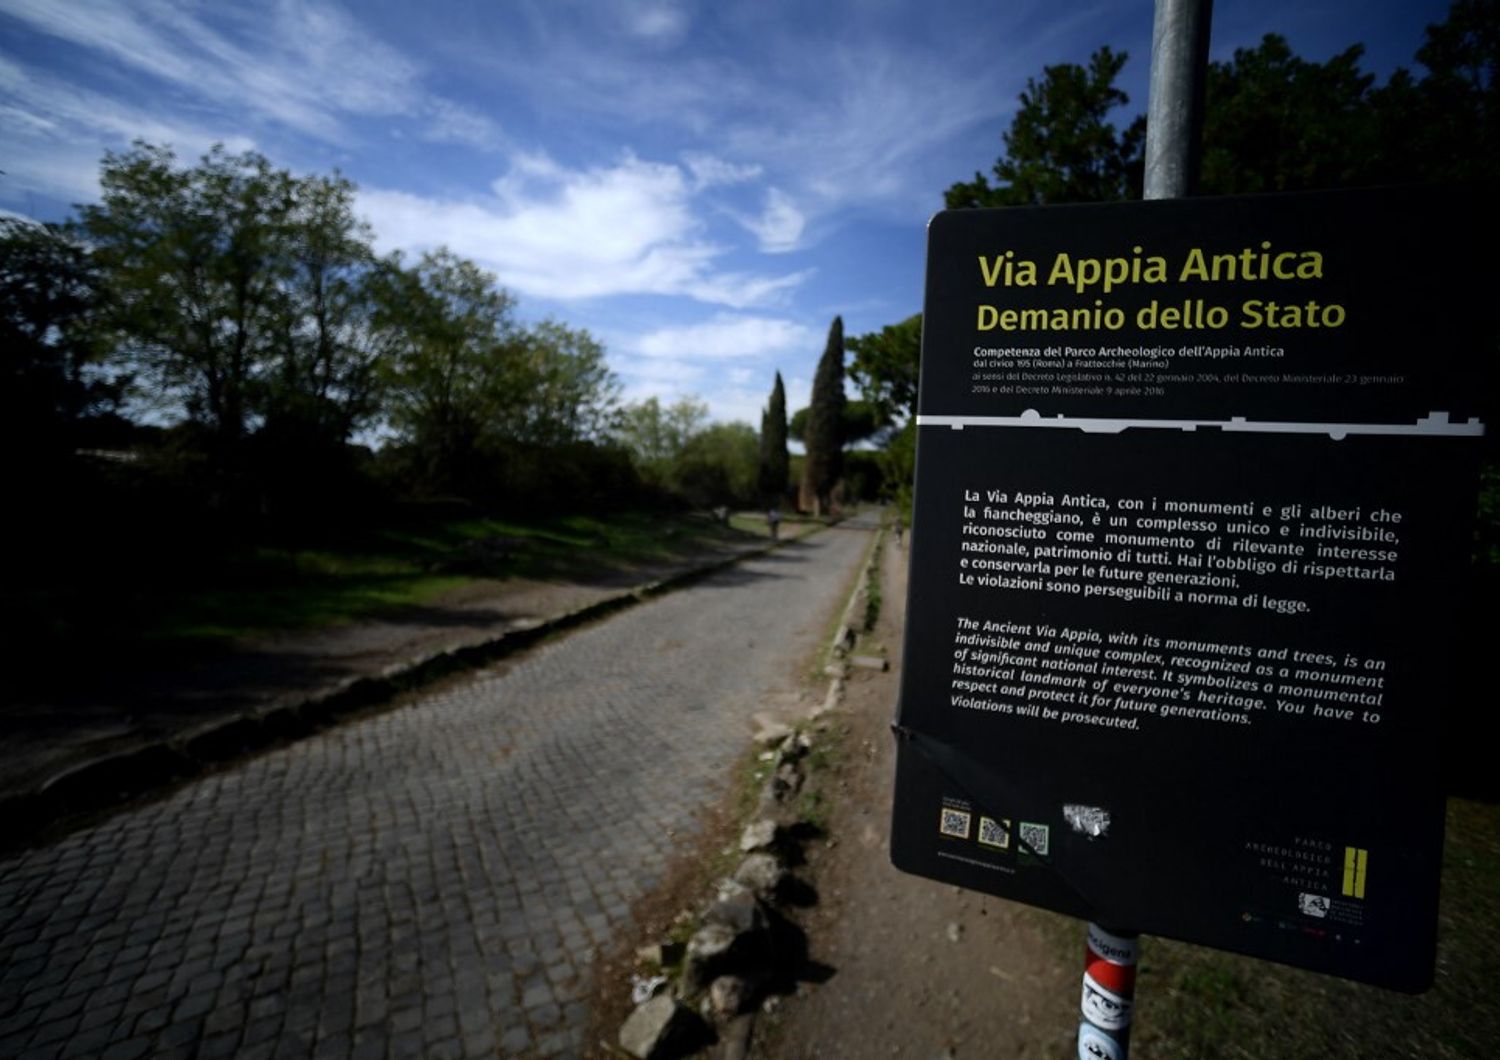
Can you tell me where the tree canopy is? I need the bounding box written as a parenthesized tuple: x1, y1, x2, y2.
(946, 46, 1145, 208)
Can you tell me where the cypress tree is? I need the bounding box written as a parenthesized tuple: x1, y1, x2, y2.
(758, 371, 789, 505)
(801, 316, 845, 516)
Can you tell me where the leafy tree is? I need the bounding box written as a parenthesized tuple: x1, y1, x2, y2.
(1199, 36, 1386, 194)
(80, 143, 298, 462)
(503, 319, 619, 446)
(946, 47, 1145, 208)
(788, 400, 890, 446)
(847, 314, 922, 424)
(263, 171, 393, 452)
(758, 371, 789, 505)
(847, 314, 923, 521)
(377, 248, 522, 492)
(801, 316, 846, 515)
(675, 422, 760, 508)
(1398, 0, 1500, 182)
(0, 218, 118, 453)
(614, 395, 709, 483)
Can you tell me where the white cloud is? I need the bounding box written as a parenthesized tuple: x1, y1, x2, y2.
(683, 152, 762, 190)
(419, 98, 505, 150)
(632, 314, 813, 361)
(0, 0, 493, 146)
(359, 151, 809, 307)
(624, 2, 690, 44)
(736, 188, 805, 253)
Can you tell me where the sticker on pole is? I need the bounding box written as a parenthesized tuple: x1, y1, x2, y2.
(1078, 1023, 1125, 1060)
(1081, 972, 1134, 1031)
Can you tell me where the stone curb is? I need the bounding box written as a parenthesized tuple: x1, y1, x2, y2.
(613, 520, 887, 1059)
(0, 526, 835, 853)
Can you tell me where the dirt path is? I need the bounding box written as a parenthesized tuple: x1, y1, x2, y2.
(752, 533, 1083, 1059)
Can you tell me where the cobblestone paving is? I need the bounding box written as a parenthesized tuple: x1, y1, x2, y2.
(0, 521, 874, 1059)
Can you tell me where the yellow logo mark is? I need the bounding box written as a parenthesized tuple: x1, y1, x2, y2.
(1342, 847, 1368, 899)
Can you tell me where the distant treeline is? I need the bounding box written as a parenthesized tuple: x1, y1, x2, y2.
(3, 143, 880, 550)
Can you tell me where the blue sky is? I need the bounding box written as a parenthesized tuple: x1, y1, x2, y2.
(0, 0, 1453, 426)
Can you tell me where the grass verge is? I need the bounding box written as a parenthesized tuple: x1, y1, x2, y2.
(12, 508, 763, 655)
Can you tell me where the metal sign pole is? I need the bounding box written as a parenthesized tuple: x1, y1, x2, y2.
(1075, 3, 1212, 1057)
(1143, 0, 1213, 200)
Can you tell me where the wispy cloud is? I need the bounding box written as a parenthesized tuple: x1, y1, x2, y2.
(0, 0, 494, 146)
(359, 151, 809, 306)
(683, 153, 763, 191)
(632, 314, 814, 361)
(735, 188, 806, 253)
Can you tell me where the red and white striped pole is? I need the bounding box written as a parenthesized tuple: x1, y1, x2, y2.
(1078, 924, 1139, 1059)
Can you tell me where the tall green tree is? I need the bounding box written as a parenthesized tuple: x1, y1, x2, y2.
(946, 47, 1145, 208)
(1199, 36, 1386, 194)
(614, 395, 709, 484)
(81, 143, 299, 461)
(78, 141, 404, 499)
(801, 316, 846, 516)
(758, 371, 789, 505)
(677, 422, 760, 508)
(503, 319, 619, 446)
(264, 170, 393, 454)
(0, 218, 117, 453)
(788, 400, 889, 447)
(1410, 0, 1500, 181)
(847, 314, 923, 521)
(377, 248, 522, 492)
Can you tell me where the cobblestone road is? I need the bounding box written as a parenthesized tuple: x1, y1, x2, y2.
(0, 520, 874, 1059)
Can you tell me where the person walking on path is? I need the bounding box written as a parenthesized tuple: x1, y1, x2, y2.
(767, 507, 782, 540)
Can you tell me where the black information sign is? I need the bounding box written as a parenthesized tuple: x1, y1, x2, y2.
(889, 187, 1495, 992)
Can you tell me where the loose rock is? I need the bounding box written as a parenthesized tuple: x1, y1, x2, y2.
(619, 994, 701, 1059)
(703, 890, 766, 935)
(733, 852, 786, 895)
(752, 718, 794, 747)
(709, 974, 753, 1019)
(739, 819, 778, 852)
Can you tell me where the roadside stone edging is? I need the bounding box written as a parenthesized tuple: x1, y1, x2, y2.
(614, 522, 886, 1060)
(0, 530, 816, 853)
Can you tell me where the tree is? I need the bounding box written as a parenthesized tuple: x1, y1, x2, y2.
(946, 47, 1145, 208)
(377, 248, 522, 493)
(0, 218, 117, 454)
(614, 395, 709, 484)
(1199, 36, 1384, 194)
(78, 142, 406, 512)
(263, 170, 393, 453)
(758, 371, 789, 505)
(1398, 0, 1500, 183)
(847, 314, 922, 424)
(81, 143, 299, 464)
(788, 400, 889, 447)
(503, 319, 619, 446)
(801, 316, 846, 516)
(847, 314, 923, 521)
(676, 422, 760, 508)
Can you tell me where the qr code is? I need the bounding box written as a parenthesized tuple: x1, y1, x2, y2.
(978, 816, 1010, 850)
(939, 808, 972, 839)
(1018, 821, 1050, 856)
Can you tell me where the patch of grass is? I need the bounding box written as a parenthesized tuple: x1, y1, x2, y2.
(862, 529, 884, 632)
(15, 508, 763, 653)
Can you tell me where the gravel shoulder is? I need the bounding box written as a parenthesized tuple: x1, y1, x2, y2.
(749, 532, 1081, 1059)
